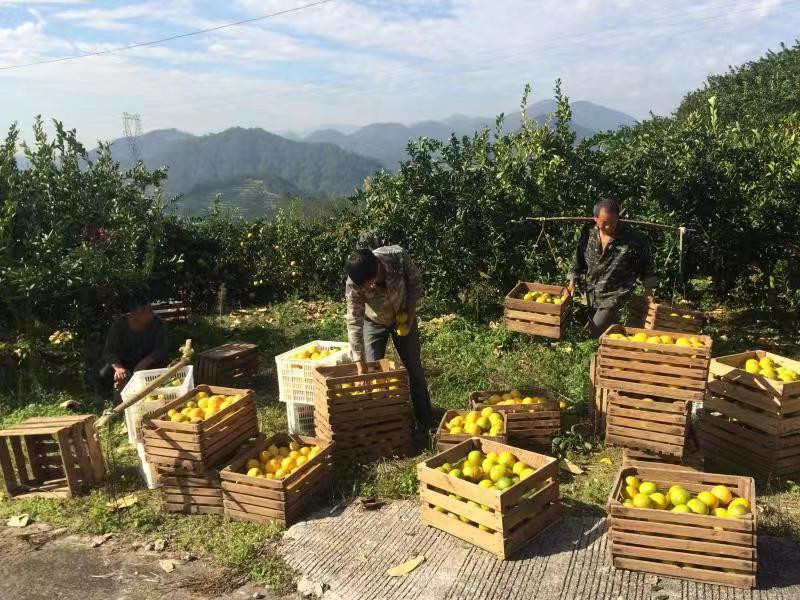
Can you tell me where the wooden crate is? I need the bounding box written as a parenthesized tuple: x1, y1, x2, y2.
(607, 466, 757, 589)
(622, 448, 704, 473)
(196, 342, 259, 386)
(503, 282, 571, 339)
(588, 352, 612, 434)
(313, 359, 413, 462)
(159, 470, 224, 515)
(152, 300, 192, 323)
(605, 392, 691, 457)
(419, 438, 562, 559)
(469, 389, 560, 449)
(220, 433, 333, 525)
(141, 385, 258, 475)
(435, 410, 508, 452)
(0, 416, 105, 499)
(697, 350, 800, 479)
(596, 325, 712, 402)
(626, 296, 705, 334)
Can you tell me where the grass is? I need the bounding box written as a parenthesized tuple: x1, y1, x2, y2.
(1, 299, 800, 589)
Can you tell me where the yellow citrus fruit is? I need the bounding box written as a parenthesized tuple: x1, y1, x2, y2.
(649, 492, 668, 510)
(625, 476, 641, 489)
(713, 507, 728, 518)
(295, 455, 308, 468)
(465, 411, 480, 423)
(498, 451, 517, 467)
(623, 499, 634, 507)
(729, 497, 751, 511)
(480, 407, 494, 418)
(687, 498, 709, 515)
(258, 450, 272, 463)
(727, 504, 750, 518)
(632, 493, 652, 509)
(638, 481, 657, 496)
(465, 423, 481, 436)
(246, 467, 261, 477)
(475, 416, 491, 431)
(520, 468, 535, 479)
(488, 413, 503, 426)
(246, 458, 261, 470)
(467, 450, 484, 466)
(289, 450, 300, 459)
(512, 461, 527, 476)
(668, 486, 691, 507)
(659, 335, 674, 344)
(697, 491, 719, 510)
(481, 458, 497, 473)
(449, 427, 464, 435)
(281, 457, 296, 470)
(278, 447, 290, 457)
(478, 479, 494, 489)
(289, 441, 300, 451)
(300, 446, 311, 456)
(489, 464, 509, 482)
(275, 468, 288, 478)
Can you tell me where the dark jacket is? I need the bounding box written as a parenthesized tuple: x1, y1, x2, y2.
(568, 222, 657, 309)
(103, 315, 170, 369)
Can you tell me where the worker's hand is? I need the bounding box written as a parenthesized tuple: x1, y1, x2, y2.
(566, 281, 575, 296)
(113, 366, 130, 383)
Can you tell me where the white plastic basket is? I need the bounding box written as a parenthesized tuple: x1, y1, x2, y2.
(136, 442, 159, 490)
(121, 365, 194, 444)
(286, 400, 316, 435)
(275, 340, 351, 405)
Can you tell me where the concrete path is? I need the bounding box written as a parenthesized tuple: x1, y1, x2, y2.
(281, 500, 800, 600)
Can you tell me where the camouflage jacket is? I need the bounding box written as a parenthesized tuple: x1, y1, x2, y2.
(568, 223, 656, 309)
(345, 246, 423, 360)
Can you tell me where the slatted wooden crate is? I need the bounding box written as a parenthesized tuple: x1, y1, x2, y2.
(605, 392, 691, 457)
(220, 433, 333, 525)
(588, 352, 612, 434)
(435, 410, 508, 452)
(622, 448, 704, 473)
(152, 300, 192, 323)
(159, 470, 224, 515)
(196, 342, 259, 386)
(697, 350, 800, 478)
(313, 359, 413, 462)
(626, 296, 705, 334)
(503, 282, 571, 339)
(0, 415, 105, 499)
(607, 466, 757, 589)
(469, 389, 560, 449)
(419, 438, 562, 559)
(142, 385, 258, 475)
(596, 325, 712, 402)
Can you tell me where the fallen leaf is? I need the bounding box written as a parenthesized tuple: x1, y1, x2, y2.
(58, 399, 77, 410)
(89, 533, 114, 548)
(560, 459, 584, 475)
(159, 559, 175, 573)
(106, 493, 139, 512)
(386, 555, 425, 577)
(7, 514, 29, 527)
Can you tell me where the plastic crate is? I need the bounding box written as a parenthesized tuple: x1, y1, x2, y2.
(286, 400, 315, 435)
(275, 340, 351, 405)
(122, 366, 194, 444)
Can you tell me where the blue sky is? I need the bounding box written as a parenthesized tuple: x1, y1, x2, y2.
(0, 0, 798, 145)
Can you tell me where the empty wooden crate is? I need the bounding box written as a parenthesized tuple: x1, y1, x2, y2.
(196, 342, 259, 386)
(503, 282, 571, 339)
(152, 300, 192, 323)
(435, 409, 508, 452)
(697, 350, 800, 478)
(596, 325, 712, 402)
(220, 433, 333, 525)
(142, 385, 258, 474)
(607, 466, 756, 589)
(469, 389, 560, 449)
(0, 415, 105, 499)
(626, 296, 705, 334)
(313, 359, 413, 462)
(605, 392, 691, 457)
(419, 438, 561, 559)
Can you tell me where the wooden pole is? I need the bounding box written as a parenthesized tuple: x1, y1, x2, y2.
(95, 340, 193, 429)
(523, 216, 694, 232)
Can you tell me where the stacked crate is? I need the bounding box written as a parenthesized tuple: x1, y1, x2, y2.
(419, 438, 562, 559)
(313, 359, 413, 462)
(605, 392, 691, 458)
(626, 296, 705, 334)
(607, 466, 757, 589)
(196, 342, 259, 386)
(503, 282, 571, 339)
(141, 385, 258, 514)
(220, 433, 333, 525)
(697, 350, 800, 479)
(469, 389, 560, 449)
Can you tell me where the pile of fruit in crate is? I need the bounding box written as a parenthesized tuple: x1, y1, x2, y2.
(166, 391, 243, 423)
(481, 389, 549, 407)
(337, 377, 403, 394)
(445, 408, 504, 437)
(742, 355, 798, 382)
(289, 343, 346, 361)
(520, 290, 563, 305)
(607, 331, 707, 348)
(620, 476, 752, 517)
(241, 440, 323, 480)
(435, 448, 537, 495)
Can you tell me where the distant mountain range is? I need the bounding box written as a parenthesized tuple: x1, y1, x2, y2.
(301, 100, 637, 168)
(70, 100, 635, 217)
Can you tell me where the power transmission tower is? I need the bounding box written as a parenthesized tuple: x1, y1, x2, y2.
(122, 112, 142, 161)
